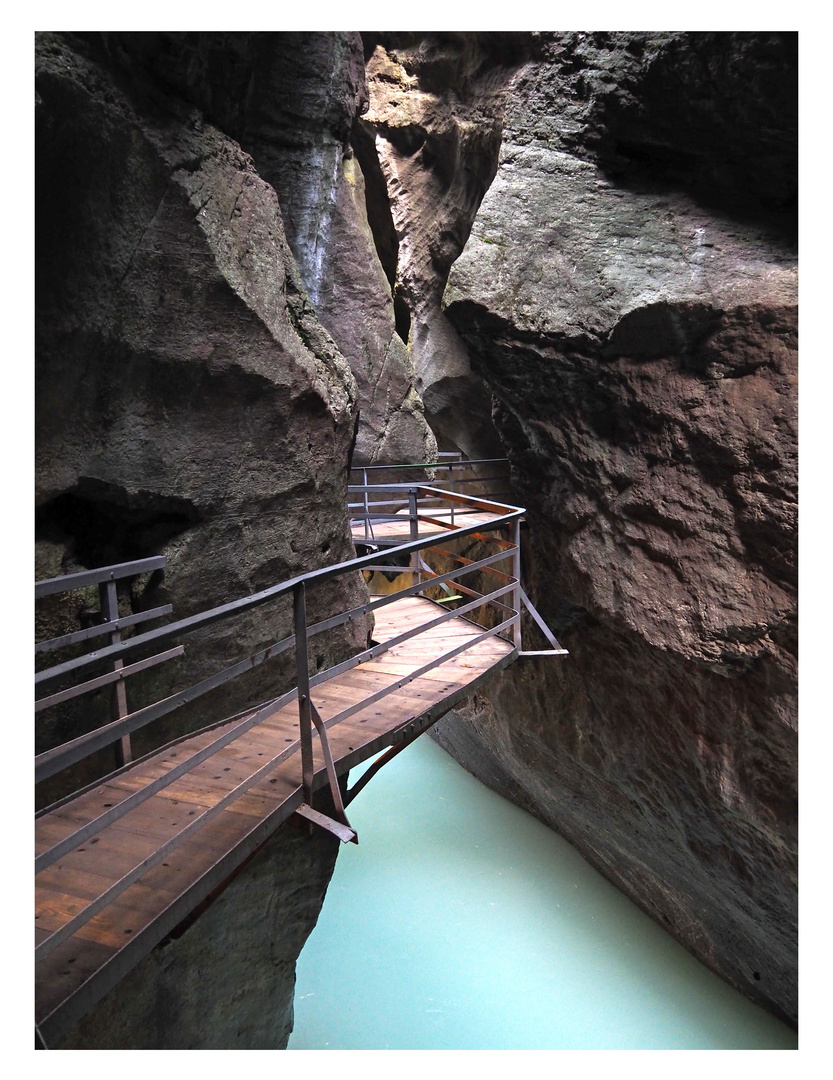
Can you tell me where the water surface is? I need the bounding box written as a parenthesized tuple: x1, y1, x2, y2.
(289, 736, 796, 1050)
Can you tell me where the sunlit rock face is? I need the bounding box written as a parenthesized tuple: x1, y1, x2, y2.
(360, 33, 529, 457)
(432, 31, 797, 1025)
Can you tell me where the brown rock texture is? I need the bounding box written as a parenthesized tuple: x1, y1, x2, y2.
(431, 31, 797, 1025)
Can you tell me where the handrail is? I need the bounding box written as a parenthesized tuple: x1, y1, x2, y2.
(35, 488, 525, 779)
(35, 556, 167, 599)
(349, 456, 507, 473)
(33, 509, 523, 785)
(36, 488, 523, 691)
(36, 604, 174, 655)
(35, 478, 567, 971)
(35, 555, 170, 769)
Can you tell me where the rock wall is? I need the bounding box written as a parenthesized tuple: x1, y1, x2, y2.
(359, 34, 528, 457)
(35, 29, 799, 1041)
(430, 32, 797, 1026)
(35, 31, 369, 1048)
(36, 32, 369, 761)
(98, 31, 437, 466)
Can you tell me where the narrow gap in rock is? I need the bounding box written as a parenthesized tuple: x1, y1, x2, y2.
(393, 289, 411, 343)
(351, 118, 409, 340)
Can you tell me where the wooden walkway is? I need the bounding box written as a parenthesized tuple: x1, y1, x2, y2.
(35, 595, 515, 1043)
(351, 507, 505, 547)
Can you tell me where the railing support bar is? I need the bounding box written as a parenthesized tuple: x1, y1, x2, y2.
(409, 488, 420, 580)
(363, 467, 370, 540)
(344, 740, 407, 807)
(519, 585, 567, 653)
(309, 701, 356, 839)
(294, 583, 314, 803)
(512, 519, 522, 651)
(100, 580, 132, 767)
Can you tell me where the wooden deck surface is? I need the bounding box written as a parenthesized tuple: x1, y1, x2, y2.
(35, 594, 515, 1042)
(351, 508, 503, 545)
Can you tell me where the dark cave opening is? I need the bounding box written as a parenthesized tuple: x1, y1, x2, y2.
(393, 289, 411, 344)
(36, 480, 202, 571)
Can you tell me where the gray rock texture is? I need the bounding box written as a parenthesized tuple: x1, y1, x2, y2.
(103, 30, 436, 466)
(36, 33, 368, 781)
(35, 31, 368, 1047)
(434, 30, 797, 1027)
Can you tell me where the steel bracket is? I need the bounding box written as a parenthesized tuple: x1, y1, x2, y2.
(294, 803, 358, 844)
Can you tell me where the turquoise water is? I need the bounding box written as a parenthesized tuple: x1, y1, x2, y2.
(288, 736, 796, 1051)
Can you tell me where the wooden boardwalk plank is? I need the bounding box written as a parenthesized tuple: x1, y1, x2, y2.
(35, 593, 515, 1042)
(351, 510, 504, 546)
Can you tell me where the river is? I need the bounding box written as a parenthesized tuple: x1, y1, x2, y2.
(288, 735, 796, 1051)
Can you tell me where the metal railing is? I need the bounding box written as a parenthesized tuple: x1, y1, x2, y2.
(35, 484, 568, 979)
(349, 455, 511, 541)
(36, 486, 531, 807)
(347, 483, 569, 653)
(35, 556, 174, 768)
(348, 481, 513, 546)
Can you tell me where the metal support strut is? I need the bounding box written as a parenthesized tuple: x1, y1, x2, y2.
(99, 578, 133, 767)
(294, 582, 314, 804)
(294, 581, 357, 843)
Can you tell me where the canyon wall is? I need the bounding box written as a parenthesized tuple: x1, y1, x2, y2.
(394, 32, 796, 1025)
(35, 31, 371, 1047)
(35, 29, 798, 1042)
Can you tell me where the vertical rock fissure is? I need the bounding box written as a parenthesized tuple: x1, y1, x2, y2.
(350, 119, 411, 345)
(350, 121, 398, 294)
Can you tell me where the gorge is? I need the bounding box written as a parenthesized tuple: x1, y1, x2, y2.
(34, 30, 797, 1048)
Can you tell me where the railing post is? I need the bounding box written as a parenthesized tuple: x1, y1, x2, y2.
(409, 488, 420, 583)
(362, 467, 370, 540)
(512, 519, 522, 651)
(294, 582, 314, 804)
(99, 577, 132, 767)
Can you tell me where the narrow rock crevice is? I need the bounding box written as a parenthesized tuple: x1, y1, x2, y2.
(351, 118, 399, 294)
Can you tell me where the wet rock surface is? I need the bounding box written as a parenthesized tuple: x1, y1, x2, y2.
(436, 30, 797, 1025)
